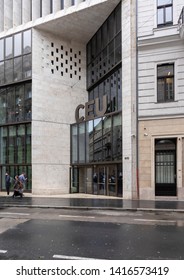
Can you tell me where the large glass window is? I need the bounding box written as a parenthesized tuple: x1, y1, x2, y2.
(26, 123, 31, 163)
(7, 87, 15, 123)
(14, 57, 23, 81)
(94, 118, 103, 162)
(17, 125, 25, 164)
(71, 124, 78, 164)
(0, 61, 4, 84)
(88, 68, 121, 115)
(0, 30, 32, 193)
(0, 30, 32, 86)
(112, 114, 122, 160)
(87, 3, 121, 88)
(71, 2, 122, 168)
(0, 39, 4, 61)
(86, 120, 93, 162)
(78, 122, 85, 163)
(0, 123, 31, 165)
(23, 30, 32, 54)
(157, 64, 174, 103)
(23, 54, 32, 78)
(15, 85, 24, 122)
(5, 37, 13, 59)
(0, 89, 6, 124)
(103, 116, 111, 161)
(8, 126, 16, 164)
(0, 82, 32, 125)
(71, 113, 122, 165)
(14, 33, 22, 57)
(0, 127, 7, 164)
(157, 0, 173, 26)
(25, 83, 32, 120)
(5, 59, 13, 83)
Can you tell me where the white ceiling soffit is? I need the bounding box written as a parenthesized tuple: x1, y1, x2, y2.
(34, 0, 121, 43)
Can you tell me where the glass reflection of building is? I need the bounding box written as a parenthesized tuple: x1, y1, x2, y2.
(70, 3, 122, 196)
(0, 29, 32, 191)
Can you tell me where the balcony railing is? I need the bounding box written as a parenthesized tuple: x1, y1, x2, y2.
(178, 6, 184, 39)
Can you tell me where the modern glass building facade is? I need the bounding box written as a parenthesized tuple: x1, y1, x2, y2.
(70, 3, 122, 196)
(0, 29, 32, 191)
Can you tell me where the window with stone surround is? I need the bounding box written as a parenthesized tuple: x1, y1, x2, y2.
(157, 63, 174, 103)
(157, 0, 173, 26)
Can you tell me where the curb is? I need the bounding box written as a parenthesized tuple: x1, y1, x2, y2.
(1, 203, 184, 213)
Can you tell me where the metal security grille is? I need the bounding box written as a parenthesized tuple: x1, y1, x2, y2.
(155, 139, 176, 196)
(155, 151, 175, 184)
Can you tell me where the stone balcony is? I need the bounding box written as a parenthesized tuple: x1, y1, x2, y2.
(178, 6, 184, 39)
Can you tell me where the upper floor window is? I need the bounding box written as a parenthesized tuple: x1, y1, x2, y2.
(157, 0, 173, 26)
(87, 3, 121, 89)
(50, 0, 53, 13)
(0, 30, 32, 86)
(60, 0, 64, 10)
(157, 64, 174, 103)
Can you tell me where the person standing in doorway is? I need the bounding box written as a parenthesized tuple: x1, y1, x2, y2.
(5, 172, 11, 195)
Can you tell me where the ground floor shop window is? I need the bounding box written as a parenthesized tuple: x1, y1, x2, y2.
(0, 123, 32, 192)
(1, 165, 32, 191)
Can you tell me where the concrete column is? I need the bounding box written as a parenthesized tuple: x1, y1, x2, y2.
(0, 0, 4, 32)
(122, 0, 138, 199)
(32, 0, 41, 20)
(42, 0, 50, 16)
(13, 0, 22, 27)
(22, 0, 31, 23)
(53, 0, 61, 13)
(4, 0, 13, 31)
(64, 0, 72, 9)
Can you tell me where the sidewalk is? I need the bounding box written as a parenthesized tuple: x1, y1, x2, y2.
(1, 192, 184, 212)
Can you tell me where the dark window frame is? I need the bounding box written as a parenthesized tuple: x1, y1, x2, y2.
(157, 63, 174, 103)
(157, 0, 173, 27)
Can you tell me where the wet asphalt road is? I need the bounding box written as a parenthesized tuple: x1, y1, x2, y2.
(1, 195, 184, 210)
(0, 207, 184, 260)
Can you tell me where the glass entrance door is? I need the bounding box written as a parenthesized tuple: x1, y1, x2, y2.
(93, 166, 106, 195)
(92, 164, 122, 196)
(107, 165, 117, 196)
(71, 164, 122, 197)
(155, 139, 176, 196)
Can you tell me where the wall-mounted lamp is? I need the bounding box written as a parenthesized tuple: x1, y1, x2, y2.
(144, 133, 148, 136)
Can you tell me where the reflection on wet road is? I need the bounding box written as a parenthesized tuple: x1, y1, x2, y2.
(0, 208, 184, 260)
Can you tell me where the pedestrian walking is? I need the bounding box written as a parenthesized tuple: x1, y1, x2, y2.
(5, 172, 11, 195)
(12, 175, 23, 198)
(18, 172, 27, 192)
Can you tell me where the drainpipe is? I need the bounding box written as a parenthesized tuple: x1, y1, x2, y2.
(136, 0, 139, 199)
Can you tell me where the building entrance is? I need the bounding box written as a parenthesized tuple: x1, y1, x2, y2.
(70, 164, 122, 197)
(155, 139, 176, 196)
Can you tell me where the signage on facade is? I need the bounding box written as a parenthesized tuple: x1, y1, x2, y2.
(75, 95, 107, 123)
